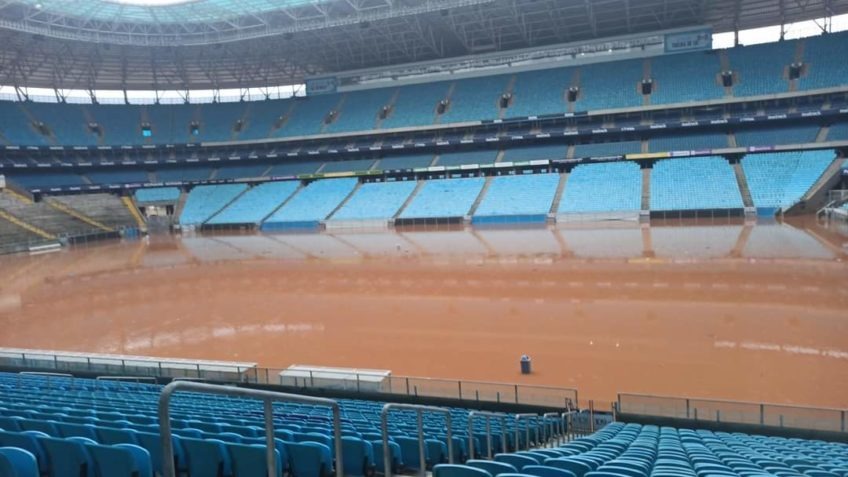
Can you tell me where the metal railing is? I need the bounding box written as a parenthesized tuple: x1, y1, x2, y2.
(0, 348, 577, 409)
(618, 393, 847, 433)
(264, 367, 578, 409)
(158, 381, 343, 477)
(514, 413, 539, 451)
(467, 411, 509, 459)
(380, 403, 453, 477)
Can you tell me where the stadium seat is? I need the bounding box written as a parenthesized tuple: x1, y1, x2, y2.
(226, 442, 283, 477)
(180, 437, 233, 477)
(522, 465, 578, 477)
(286, 441, 333, 477)
(38, 436, 96, 477)
(86, 443, 152, 477)
(496, 453, 542, 471)
(434, 463, 496, 477)
(371, 439, 403, 474)
(341, 436, 375, 476)
(0, 447, 39, 477)
(468, 459, 521, 476)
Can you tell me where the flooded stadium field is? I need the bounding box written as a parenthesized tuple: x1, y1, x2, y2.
(0, 219, 846, 409)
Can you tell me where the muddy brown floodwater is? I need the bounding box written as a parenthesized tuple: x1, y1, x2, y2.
(0, 220, 846, 409)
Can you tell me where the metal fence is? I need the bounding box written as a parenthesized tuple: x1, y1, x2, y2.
(0, 348, 578, 409)
(618, 393, 847, 433)
(249, 367, 578, 409)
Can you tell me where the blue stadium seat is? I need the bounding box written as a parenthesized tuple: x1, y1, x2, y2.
(227, 442, 283, 477)
(509, 67, 574, 118)
(341, 436, 375, 476)
(572, 141, 641, 158)
(497, 453, 541, 471)
(181, 437, 233, 477)
(522, 465, 578, 477)
(434, 463, 496, 477)
(86, 443, 152, 477)
(96, 427, 138, 446)
(262, 178, 358, 229)
(0, 447, 39, 477)
(650, 157, 744, 211)
(38, 436, 96, 477)
(179, 183, 248, 226)
(371, 439, 403, 474)
(285, 441, 333, 477)
(726, 40, 794, 97)
(742, 150, 834, 210)
(473, 173, 560, 221)
(330, 181, 417, 222)
(398, 177, 485, 220)
(0, 432, 49, 475)
(468, 459, 520, 476)
(558, 162, 642, 214)
(396, 436, 429, 472)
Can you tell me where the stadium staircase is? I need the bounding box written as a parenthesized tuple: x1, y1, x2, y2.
(122, 196, 146, 230)
(393, 180, 425, 219)
(258, 183, 304, 224)
(467, 177, 494, 217)
(732, 162, 755, 208)
(173, 190, 189, 221)
(45, 198, 113, 232)
(324, 181, 362, 221)
(816, 126, 830, 142)
(0, 207, 54, 240)
(640, 168, 651, 211)
(787, 156, 848, 215)
(549, 173, 569, 216)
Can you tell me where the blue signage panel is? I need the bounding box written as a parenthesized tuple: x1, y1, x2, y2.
(665, 28, 713, 53)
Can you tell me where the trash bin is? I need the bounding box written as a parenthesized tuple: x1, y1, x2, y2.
(520, 355, 532, 374)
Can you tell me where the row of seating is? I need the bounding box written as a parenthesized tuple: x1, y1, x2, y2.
(7, 119, 839, 190)
(0, 372, 550, 476)
(174, 150, 838, 226)
(0, 31, 845, 146)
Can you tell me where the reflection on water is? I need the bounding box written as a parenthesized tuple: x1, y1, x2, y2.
(170, 221, 845, 264)
(0, 219, 846, 408)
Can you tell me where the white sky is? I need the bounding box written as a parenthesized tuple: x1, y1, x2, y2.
(3, 13, 847, 104)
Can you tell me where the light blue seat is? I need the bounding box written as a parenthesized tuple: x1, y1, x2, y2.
(55, 422, 99, 440)
(398, 177, 485, 219)
(396, 436, 429, 472)
(558, 161, 642, 214)
(179, 183, 249, 225)
(135, 432, 185, 477)
(0, 432, 48, 475)
(341, 436, 374, 476)
(473, 173, 559, 221)
(285, 441, 333, 477)
(371, 439, 403, 474)
(227, 442, 283, 477)
(181, 437, 232, 477)
(467, 460, 520, 477)
(735, 124, 820, 147)
(0, 447, 39, 477)
(262, 178, 358, 228)
(650, 157, 744, 211)
(427, 438, 449, 466)
(17, 419, 58, 436)
(87, 443, 152, 477)
(523, 465, 579, 477)
(496, 454, 541, 471)
(742, 150, 834, 211)
(330, 181, 417, 221)
(434, 463, 495, 477)
(38, 436, 96, 477)
(545, 458, 594, 477)
(96, 427, 138, 445)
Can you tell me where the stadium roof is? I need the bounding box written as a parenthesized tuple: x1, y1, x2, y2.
(0, 0, 846, 92)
